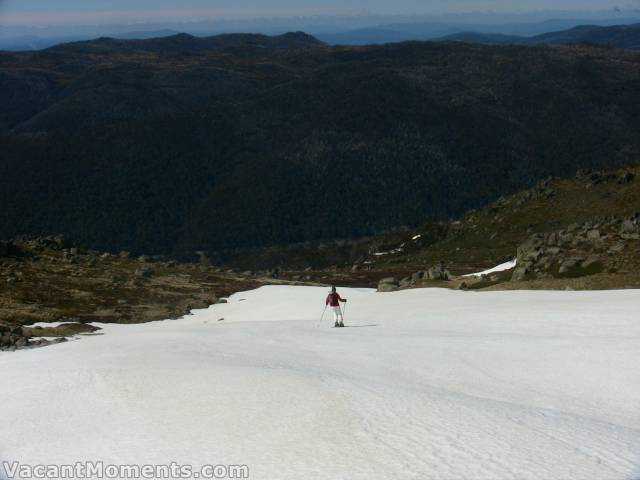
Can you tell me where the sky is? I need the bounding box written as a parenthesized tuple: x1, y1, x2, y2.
(0, 0, 636, 26)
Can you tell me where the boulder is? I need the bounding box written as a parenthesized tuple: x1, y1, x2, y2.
(620, 220, 636, 234)
(425, 264, 451, 281)
(581, 255, 601, 269)
(377, 277, 399, 292)
(558, 258, 583, 275)
(516, 234, 545, 258)
(511, 265, 529, 282)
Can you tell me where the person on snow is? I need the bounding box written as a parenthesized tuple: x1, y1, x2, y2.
(326, 286, 347, 327)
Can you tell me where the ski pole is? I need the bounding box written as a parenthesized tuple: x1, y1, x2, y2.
(317, 305, 327, 327)
(342, 301, 347, 318)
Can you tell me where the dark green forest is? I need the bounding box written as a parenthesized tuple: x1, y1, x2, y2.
(1, 33, 639, 255)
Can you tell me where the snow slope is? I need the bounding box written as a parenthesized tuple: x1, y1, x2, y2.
(1, 286, 639, 480)
(463, 259, 517, 277)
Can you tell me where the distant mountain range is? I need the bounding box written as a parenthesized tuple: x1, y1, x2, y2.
(315, 18, 640, 45)
(47, 31, 325, 54)
(441, 23, 640, 49)
(2, 16, 640, 51)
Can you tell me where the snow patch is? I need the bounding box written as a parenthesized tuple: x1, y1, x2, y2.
(463, 259, 517, 277)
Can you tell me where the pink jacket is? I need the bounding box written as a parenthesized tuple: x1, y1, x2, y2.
(326, 292, 345, 307)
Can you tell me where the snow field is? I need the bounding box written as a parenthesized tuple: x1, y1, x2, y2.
(1, 286, 639, 479)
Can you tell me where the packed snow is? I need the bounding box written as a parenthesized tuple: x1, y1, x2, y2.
(1, 286, 639, 480)
(463, 259, 517, 277)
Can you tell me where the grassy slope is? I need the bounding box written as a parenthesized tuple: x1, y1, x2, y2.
(0, 239, 312, 325)
(271, 163, 640, 289)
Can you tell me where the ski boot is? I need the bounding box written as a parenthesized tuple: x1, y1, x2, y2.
(334, 321, 340, 328)
(338, 322, 345, 328)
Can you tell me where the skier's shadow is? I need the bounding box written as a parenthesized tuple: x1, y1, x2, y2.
(343, 324, 380, 328)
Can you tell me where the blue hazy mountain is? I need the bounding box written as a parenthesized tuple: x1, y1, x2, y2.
(441, 23, 640, 49)
(2, 11, 639, 50)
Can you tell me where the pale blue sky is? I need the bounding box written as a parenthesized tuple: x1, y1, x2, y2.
(0, 0, 635, 25)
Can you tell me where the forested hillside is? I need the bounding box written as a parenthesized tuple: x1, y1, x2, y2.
(1, 33, 639, 255)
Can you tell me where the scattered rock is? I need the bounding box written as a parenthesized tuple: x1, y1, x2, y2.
(26, 323, 101, 337)
(0, 321, 39, 350)
(512, 216, 636, 282)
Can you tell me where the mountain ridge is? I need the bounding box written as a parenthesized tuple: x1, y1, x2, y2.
(442, 22, 640, 49)
(43, 31, 325, 54)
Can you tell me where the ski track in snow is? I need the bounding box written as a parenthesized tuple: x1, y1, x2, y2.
(1, 286, 640, 480)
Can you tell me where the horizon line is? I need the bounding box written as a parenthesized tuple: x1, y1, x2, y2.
(1, 7, 637, 28)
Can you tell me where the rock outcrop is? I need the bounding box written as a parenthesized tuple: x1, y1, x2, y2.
(0, 321, 69, 351)
(512, 214, 639, 281)
(378, 263, 453, 292)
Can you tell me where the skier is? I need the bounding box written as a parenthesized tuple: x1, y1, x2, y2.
(326, 286, 347, 327)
